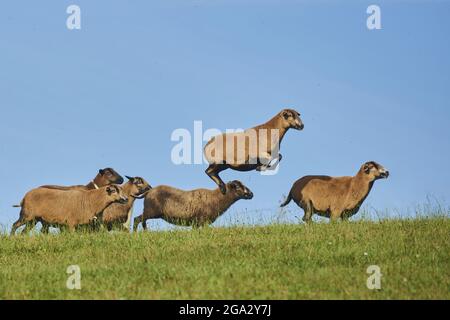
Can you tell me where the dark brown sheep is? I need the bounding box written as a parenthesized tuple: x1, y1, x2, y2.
(204, 109, 304, 194)
(280, 161, 389, 222)
(133, 180, 253, 230)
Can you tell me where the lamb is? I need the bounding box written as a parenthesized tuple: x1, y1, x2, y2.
(101, 176, 152, 231)
(133, 180, 253, 230)
(204, 109, 304, 194)
(280, 161, 389, 222)
(10, 185, 128, 235)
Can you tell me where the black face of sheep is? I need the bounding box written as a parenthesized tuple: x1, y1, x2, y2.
(281, 109, 304, 130)
(227, 180, 254, 200)
(106, 185, 128, 204)
(99, 168, 124, 185)
(125, 176, 152, 198)
(362, 161, 390, 181)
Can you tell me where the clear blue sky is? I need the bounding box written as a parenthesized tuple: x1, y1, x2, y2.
(1, 1, 449, 230)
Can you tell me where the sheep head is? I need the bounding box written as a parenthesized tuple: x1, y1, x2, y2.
(226, 180, 254, 200)
(279, 109, 304, 130)
(106, 185, 128, 204)
(361, 161, 390, 181)
(125, 176, 152, 198)
(98, 168, 124, 185)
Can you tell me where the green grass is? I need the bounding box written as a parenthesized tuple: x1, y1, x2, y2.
(0, 218, 449, 299)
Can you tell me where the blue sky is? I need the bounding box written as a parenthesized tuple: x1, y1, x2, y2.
(1, 1, 449, 230)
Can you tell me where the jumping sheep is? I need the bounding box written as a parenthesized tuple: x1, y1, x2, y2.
(204, 109, 304, 194)
(11, 185, 128, 234)
(133, 180, 253, 230)
(280, 161, 389, 222)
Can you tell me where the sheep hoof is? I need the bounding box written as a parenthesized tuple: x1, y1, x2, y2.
(256, 165, 268, 172)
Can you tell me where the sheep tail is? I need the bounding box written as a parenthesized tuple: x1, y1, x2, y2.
(12, 200, 23, 208)
(280, 192, 292, 207)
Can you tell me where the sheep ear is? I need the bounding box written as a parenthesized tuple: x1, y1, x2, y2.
(364, 164, 371, 174)
(282, 111, 290, 119)
(106, 186, 112, 194)
(99, 169, 105, 175)
(125, 176, 134, 181)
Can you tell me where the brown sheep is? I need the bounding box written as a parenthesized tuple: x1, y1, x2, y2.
(204, 109, 304, 194)
(280, 161, 389, 222)
(101, 176, 152, 231)
(133, 180, 253, 230)
(10, 185, 128, 235)
(14, 168, 124, 233)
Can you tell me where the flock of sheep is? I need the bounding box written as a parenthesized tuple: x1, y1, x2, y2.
(10, 109, 389, 235)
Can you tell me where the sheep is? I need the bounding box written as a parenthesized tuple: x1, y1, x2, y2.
(101, 176, 152, 231)
(14, 168, 124, 233)
(280, 161, 389, 222)
(204, 109, 304, 194)
(133, 180, 253, 231)
(10, 185, 128, 235)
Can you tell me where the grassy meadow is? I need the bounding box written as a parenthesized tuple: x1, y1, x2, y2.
(0, 217, 449, 300)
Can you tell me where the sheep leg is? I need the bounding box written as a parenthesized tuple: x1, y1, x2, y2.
(66, 224, 76, 233)
(302, 201, 314, 223)
(266, 155, 282, 171)
(133, 214, 147, 232)
(10, 217, 26, 236)
(255, 152, 272, 171)
(21, 220, 37, 235)
(108, 222, 128, 232)
(205, 164, 227, 194)
(256, 153, 282, 171)
(132, 215, 141, 232)
(122, 205, 133, 231)
(330, 211, 342, 222)
(141, 218, 148, 231)
(107, 222, 123, 232)
(40, 222, 50, 234)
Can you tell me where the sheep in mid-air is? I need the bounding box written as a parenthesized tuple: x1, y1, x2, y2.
(204, 109, 304, 194)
